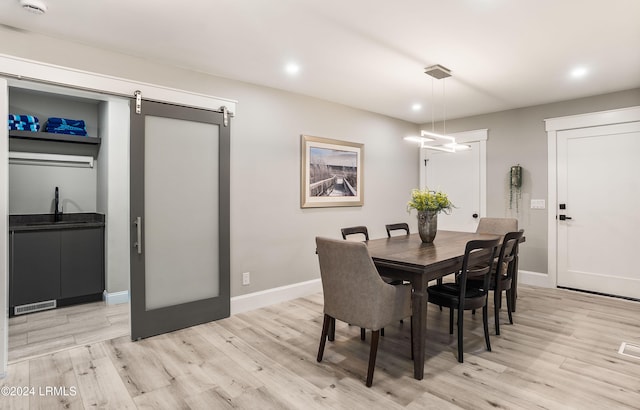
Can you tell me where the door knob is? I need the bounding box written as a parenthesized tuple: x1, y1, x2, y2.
(559, 215, 572, 221)
(472, 213, 478, 219)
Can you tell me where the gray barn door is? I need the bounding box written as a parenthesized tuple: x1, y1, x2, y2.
(130, 99, 230, 340)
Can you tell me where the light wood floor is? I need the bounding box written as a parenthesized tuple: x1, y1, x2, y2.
(8, 301, 129, 363)
(2, 285, 640, 409)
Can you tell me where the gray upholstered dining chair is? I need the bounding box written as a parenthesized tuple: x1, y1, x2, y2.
(476, 217, 518, 236)
(315, 237, 412, 387)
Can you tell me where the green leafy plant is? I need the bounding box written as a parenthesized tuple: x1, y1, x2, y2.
(407, 188, 453, 214)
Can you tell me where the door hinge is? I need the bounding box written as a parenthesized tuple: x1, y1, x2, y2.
(220, 105, 234, 127)
(134, 90, 142, 114)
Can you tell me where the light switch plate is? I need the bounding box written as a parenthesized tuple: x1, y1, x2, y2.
(530, 199, 546, 209)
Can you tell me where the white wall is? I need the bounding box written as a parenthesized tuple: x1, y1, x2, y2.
(9, 163, 97, 214)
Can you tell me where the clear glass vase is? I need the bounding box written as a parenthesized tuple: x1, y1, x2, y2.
(417, 210, 438, 243)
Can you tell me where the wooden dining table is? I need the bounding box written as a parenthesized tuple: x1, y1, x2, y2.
(365, 230, 503, 380)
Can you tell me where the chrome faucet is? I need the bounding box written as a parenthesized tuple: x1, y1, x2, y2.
(54, 186, 63, 222)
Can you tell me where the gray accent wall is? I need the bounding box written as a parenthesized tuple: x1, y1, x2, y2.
(2, 26, 639, 290)
(425, 88, 640, 274)
(0, 27, 420, 298)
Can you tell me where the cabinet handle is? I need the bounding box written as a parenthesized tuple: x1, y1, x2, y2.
(134, 217, 142, 254)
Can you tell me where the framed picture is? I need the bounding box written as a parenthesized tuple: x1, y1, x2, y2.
(300, 135, 364, 208)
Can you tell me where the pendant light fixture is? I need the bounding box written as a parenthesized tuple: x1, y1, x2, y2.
(405, 64, 469, 152)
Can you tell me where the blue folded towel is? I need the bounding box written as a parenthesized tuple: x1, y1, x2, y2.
(8, 114, 40, 132)
(45, 117, 87, 136)
(46, 117, 86, 129)
(9, 114, 38, 123)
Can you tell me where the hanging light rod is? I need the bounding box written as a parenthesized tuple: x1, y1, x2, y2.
(404, 130, 457, 152)
(404, 64, 459, 151)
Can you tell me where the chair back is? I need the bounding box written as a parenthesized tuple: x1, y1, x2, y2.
(315, 237, 399, 329)
(341, 226, 369, 241)
(495, 229, 524, 283)
(385, 223, 410, 238)
(457, 238, 500, 306)
(476, 218, 518, 236)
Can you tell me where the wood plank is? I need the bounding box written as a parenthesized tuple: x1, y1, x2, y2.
(68, 342, 137, 409)
(0, 360, 31, 410)
(28, 351, 83, 410)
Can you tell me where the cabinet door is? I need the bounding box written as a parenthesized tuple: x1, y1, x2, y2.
(11, 231, 61, 306)
(60, 228, 104, 298)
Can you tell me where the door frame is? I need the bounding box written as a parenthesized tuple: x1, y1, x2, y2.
(545, 106, 640, 289)
(419, 128, 488, 219)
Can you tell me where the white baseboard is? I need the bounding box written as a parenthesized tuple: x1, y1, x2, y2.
(518, 270, 554, 288)
(103, 290, 130, 305)
(230, 279, 322, 315)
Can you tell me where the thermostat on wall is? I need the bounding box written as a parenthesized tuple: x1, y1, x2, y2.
(530, 199, 546, 209)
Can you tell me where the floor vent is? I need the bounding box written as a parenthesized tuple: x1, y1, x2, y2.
(618, 342, 640, 360)
(14, 300, 56, 315)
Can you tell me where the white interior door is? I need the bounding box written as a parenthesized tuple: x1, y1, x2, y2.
(557, 121, 640, 298)
(420, 130, 486, 232)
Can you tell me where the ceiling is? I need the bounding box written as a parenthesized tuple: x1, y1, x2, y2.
(1, 0, 639, 124)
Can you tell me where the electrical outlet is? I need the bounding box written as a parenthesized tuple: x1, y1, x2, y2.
(242, 272, 250, 286)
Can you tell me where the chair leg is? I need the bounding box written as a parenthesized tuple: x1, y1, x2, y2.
(361, 328, 366, 341)
(381, 328, 385, 337)
(494, 290, 501, 336)
(437, 278, 443, 311)
(506, 289, 514, 325)
(328, 317, 336, 341)
(449, 308, 454, 334)
(366, 330, 380, 387)
(457, 307, 464, 363)
(317, 314, 331, 362)
(483, 304, 491, 352)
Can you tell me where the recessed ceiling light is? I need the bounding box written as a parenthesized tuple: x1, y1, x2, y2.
(412, 103, 422, 111)
(285, 63, 300, 75)
(570, 66, 588, 78)
(19, 0, 47, 14)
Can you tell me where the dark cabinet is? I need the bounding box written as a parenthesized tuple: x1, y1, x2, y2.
(60, 228, 104, 298)
(10, 226, 104, 311)
(10, 231, 61, 307)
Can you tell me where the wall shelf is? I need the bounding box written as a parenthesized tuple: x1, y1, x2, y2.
(9, 130, 101, 145)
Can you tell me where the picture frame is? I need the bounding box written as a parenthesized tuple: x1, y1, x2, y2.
(300, 134, 364, 208)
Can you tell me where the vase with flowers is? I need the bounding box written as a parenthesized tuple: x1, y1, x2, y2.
(407, 188, 453, 243)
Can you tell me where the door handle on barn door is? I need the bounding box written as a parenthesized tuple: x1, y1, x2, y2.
(559, 215, 572, 221)
(133, 216, 142, 254)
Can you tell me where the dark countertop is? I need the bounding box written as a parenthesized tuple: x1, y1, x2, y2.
(9, 213, 105, 232)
